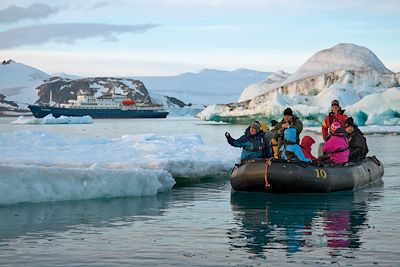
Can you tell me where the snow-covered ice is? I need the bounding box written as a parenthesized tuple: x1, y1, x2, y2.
(305, 125, 400, 135)
(197, 43, 400, 127)
(11, 114, 93, 124)
(0, 130, 239, 204)
(198, 87, 400, 127)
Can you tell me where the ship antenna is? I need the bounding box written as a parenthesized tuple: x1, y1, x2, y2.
(143, 93, 149, 103)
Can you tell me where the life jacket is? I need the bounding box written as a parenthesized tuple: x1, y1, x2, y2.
(244, 131, 264, 152)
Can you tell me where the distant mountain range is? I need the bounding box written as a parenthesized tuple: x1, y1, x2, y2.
(0, 60, 269, 116)
(132, 68, 271, 105)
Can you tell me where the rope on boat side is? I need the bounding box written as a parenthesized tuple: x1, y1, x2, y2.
(264, 158, 272, 189)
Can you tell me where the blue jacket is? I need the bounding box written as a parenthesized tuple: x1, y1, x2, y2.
(227, 127, 273, 160)
(279, 128, 312, 162)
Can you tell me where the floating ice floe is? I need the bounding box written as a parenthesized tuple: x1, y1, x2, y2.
(11, 114, 93, 124)
(0, 130, 239, 204)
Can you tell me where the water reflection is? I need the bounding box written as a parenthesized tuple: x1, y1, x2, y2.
(0, 193, 174, 242)
(229, 189, 382, 257)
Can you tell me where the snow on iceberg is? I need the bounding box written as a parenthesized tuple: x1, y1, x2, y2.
(345, 87, 400, 125)
(282, 43, 393, 86)
(238, 71, 290, 102)
(0, 130, 239, 204)
(11, 114, 93, 124)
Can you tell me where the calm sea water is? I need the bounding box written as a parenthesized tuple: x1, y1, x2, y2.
(0, 117, 399, 266)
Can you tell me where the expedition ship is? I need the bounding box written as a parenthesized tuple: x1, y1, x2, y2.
(28, 91, 169, 119)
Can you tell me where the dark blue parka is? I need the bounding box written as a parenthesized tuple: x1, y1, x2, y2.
(226, 127, 273, 161)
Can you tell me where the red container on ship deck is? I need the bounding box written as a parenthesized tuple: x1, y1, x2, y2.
(122, 99, 135, 105)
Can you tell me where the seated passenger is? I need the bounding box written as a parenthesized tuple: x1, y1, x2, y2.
(273, 108, 303, 149)
(278, 128, 312, 162)
(301, 135, 318, 161)
(345, 117, 369, 162)
(225, 121, 273, 161)
(322, 122, 349, 164)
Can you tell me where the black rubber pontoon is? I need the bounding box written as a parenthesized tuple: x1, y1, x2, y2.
(230, 156, 384, 193)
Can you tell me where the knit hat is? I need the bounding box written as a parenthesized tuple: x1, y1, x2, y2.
(271, 119, 278, 127)
(345, 117, 355, 127)
(283, 108, 293, 116)
(330, 121, 341, 133)
(331, 99, 340, 107)
(250, 121, 261, 132)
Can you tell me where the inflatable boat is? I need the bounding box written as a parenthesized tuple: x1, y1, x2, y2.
(230, 156, 384, 193)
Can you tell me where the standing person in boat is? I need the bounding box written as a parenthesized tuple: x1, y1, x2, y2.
(321, 122, 349, 164)
(345, 117, 369, 162)
(270, 120, 279, 158)
(322, 100, 348, 142)
(273, 108, 303, 149)
(279, 128, 312, 162)
(260, 122, 278, 158)
(301, 135, 318, 161)
(225, 121, 273, 161)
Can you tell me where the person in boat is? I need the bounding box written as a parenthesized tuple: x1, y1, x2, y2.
(270, 120, 279, 158)
(301, 135, 318, 161)
(345, 117, 369, 162)
(225, 121, 273, 161)
(260, 121, 273, 143)
(273, 108, 303, 149)
(279, 128, 312, 162)
(322, 100, 348, 142)
(321, 122, 349, 164)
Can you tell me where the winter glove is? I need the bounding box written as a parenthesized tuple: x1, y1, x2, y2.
(225, 132, 230, 138)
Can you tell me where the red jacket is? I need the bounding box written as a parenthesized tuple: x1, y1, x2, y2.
(322, 111, 348, 141)
(301, 136, 318, 161)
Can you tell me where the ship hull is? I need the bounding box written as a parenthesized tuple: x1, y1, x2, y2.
(28, 105, 169, 119)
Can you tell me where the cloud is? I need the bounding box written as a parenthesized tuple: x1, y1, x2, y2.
(91, 1, 112, 9)
(0, 23, 160, 49)
(0, 3, 59, 24)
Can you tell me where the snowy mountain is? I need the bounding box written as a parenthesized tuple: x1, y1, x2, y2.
(0, 60, 197, 116)
(0, 60, 50, 115)
(132, 68, 271, 105)
(0, 60, 266, 116)
(34, 76, 204, 117)
(198, 43, 400, 126)
(35, 76, 153, 104)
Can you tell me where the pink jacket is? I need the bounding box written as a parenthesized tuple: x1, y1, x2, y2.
(323, 132, 349, 164)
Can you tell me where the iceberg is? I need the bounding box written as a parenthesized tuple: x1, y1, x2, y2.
(11, 114, 93, 124)
(0, 130, 239, 205)
(345, 87, 400, 125)
(198, 87, 400, 126)
(197, 43, 400, 127)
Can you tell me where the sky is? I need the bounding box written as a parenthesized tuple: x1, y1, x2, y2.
(0, 0, 399, 76)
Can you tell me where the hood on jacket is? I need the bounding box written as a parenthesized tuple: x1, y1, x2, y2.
(333, 127, 346, 136)
(284, 128, 297, 143)
(301, 135, 315, 148)
(244, 126, 264, 137)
